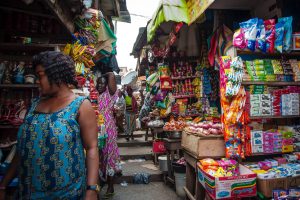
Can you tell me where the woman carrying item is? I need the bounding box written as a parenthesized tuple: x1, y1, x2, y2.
(96, 72, 121, 198)
(0, 51, 99, 200)
(123, 85, 138, 141)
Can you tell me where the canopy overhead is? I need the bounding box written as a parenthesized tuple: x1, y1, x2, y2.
(147, 0, 189, 43)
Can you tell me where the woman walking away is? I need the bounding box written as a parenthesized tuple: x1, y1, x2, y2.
(123, 85, 138, 141)
(96, 72, 121, 198)
(0, 51, 99, 200)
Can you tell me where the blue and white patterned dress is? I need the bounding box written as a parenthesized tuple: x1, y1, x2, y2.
(17, 96, 87, 200)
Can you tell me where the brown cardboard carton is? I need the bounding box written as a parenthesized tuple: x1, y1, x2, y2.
(181, 131, 225, 158)
(257, 177, 289, 198)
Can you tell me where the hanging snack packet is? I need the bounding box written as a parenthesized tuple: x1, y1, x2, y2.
(239, 18, 259, 52)
(264, 19, 276, 53)
(278, 16, 293, 52)
(275, 22, 285, 53)
(233, 29, 247, 49)
(256, 19, 267, 53)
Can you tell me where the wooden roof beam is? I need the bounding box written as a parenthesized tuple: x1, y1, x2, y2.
(41, 0, 75, 34)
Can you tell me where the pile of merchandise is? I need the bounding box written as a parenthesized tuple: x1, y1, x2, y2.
(234, 17, 293, 53)
(245, 152, 300, 178)
(198, 158, 239, 177)
(248, 86, 300, 117)
(243, 59, 296, 82)
(220, 56, 247, 158)
(184, 121, 222, 136)
(163, 116, 186, 131)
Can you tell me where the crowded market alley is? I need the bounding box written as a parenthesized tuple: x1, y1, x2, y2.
(0, 0, 300, 200)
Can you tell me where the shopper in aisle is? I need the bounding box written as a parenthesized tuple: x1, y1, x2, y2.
(123, 85, 138, 141)
(0, 51, 99, 200)
(96, 72, 121, 198)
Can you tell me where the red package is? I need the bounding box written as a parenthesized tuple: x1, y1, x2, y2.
(152, 140, 166, 153)
(264, 19, 276, 53)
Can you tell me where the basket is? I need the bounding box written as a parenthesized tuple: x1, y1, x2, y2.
(98, 134, 108, 149)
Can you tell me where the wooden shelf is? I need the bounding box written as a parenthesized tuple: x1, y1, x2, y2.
(249, 152, 289, 156)
(171, 76, 200, 80)
(242, 81, 300, 86)
(0, 55, 32, 62)
(0, 84, 39, 89)
(237, 50, 300, 57)
(250, 115, 300, 120)
(0, 43, 65, 51)
(173, 94, 196, 99)
(0, 125, 20, 129)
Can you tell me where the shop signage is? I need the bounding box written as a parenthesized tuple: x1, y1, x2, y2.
(187, 0, 215, 25)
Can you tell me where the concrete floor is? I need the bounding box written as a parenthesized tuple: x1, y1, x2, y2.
(100, 182, 182, 200)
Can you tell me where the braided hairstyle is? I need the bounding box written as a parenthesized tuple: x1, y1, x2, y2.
(32, 51, 78, 87)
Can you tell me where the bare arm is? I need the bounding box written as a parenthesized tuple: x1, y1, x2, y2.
(0, 154, 19, 187)
(106, 72, 117, 96)
(78, 100, 99, 188)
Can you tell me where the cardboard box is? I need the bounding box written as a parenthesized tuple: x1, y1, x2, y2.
(257, 177, 289, 198)
(198, 165, 257, 199)
(287, 176, 300, 188)
(181, 131, 225, 158)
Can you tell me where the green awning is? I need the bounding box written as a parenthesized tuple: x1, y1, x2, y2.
(147, 0, 189, 43)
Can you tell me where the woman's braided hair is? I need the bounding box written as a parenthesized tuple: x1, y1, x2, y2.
(32, 51, 78, 87)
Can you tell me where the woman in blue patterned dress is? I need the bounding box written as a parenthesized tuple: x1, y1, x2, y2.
(0, 51, 99, 200)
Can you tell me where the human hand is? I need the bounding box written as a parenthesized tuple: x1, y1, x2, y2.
(0, 190, 6, 200)
(84, 190, 98, 200)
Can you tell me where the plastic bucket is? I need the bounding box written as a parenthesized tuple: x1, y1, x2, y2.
(174, 172, 186, 198)
(158, 155, 168, 172)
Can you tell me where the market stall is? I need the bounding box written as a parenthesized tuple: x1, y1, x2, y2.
(140, 0, 300, 199)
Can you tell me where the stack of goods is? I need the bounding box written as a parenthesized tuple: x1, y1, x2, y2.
(158, 63, 172, 91)
(250, 94, 272, 116)
(171, 60, 194, 78)
(273, 188, 300, 200)
(163, 116, 186, 131)
(184, 121, 222, 137)
(248, 86, 300, 117)
(245, 153, 300, 179)
(281, 88, 300, 116)
(292, 126, 300, 151)
(272, 60, 284, 81)
(245, 60, 266, 81)
(250, 128, 295, 154)
(220, 56, 247, 158)
(281, 59, 294, 82)
(198, 158, 239, 177)
(289, 59, 300, 81)
(172, 79, 194, 96)
(234, 17, 293, 53)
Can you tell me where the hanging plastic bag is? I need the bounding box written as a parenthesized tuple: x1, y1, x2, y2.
(275, 22, 285, 53)
(264, 19, 276, 53)
(278, 16, 293, 52)
(239, 18, 259, 51)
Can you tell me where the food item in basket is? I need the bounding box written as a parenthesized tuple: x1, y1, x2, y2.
(147, 119, 164, 127)
(163, 117, 186, 131)
(184, 121, 222, 136)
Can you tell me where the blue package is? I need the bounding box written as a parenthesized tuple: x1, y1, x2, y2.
(273, 189, 289, 200)
(256, 19, 267, 53)
(240, 18, 259, 52)
(275, 22, 285, 53)
(278, 16, 293, 52)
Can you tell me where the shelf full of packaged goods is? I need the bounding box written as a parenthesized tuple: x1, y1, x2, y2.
(250, 115, 300, 120)
(173, 94, 196, 99)
(237, 50, 300, 57)
(0, 84, 39, 89)
(242, 81, 300, 86)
